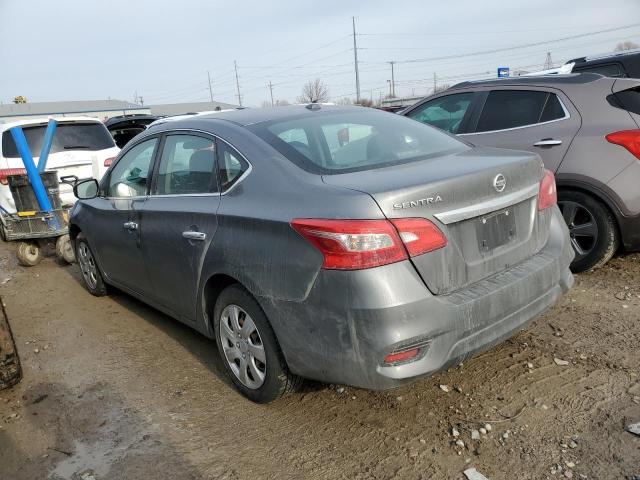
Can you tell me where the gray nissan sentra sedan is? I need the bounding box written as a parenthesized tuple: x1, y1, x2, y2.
(69, 105, 574, 403)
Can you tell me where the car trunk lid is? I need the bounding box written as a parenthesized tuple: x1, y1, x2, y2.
(322, 147, 548, 294)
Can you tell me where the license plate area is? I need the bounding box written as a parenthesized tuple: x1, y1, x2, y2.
(477, 208, 516, 252)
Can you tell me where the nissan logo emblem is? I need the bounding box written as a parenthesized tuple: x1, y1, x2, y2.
(493, 174, 506, 193)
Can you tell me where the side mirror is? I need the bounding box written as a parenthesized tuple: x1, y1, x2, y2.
(74, 178, 99, 200)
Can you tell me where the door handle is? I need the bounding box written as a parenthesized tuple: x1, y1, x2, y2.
(182, 231, 206, 241)
(533, 139, 563, 147)
(123, 221, 138, 231)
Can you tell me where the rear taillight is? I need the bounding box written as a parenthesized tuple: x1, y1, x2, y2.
(103, 157, 115, 167)
(291, 219, 407, 270)
(389, 218, 447, 256)
(538, 169, 557, 211)
(291, 217, 446, 270)
(0, 168, 27, 185)
(606, 129, 640, 160)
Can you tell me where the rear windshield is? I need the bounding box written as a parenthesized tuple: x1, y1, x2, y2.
(248, 110, 467, 174)
(608, 87, 640, 116)
(1, 122, 115, 158)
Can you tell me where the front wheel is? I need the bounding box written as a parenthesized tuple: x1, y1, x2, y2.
(75, 233, 108, 296)
(16, 241, 42, 267)
(558, 190, 619, 272)
(213, 284, 302, 403)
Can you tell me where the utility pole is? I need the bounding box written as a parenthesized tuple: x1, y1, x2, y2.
(433, 72, 437, 93)
(234, 60, 243, 107)
(352, 17, 361, 104)
(544, 51, 553, 70)
(387, 80, 392, 97)
(138, 96, 144, 106)
(388, 61, 396, 97)
(207, 70, 214, 103)
(268, 81, 275, 106)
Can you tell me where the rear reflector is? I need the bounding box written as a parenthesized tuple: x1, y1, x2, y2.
(538, 169, 557, 211)
(0, 168, 27, 185)
(291, 217, 447, 270)
(389, 218, 447, 256)
(606, 129, 640, 160)
(384, 348, 419, 365)
(291, 219, 407, 270)
(103, 157, 116, 167)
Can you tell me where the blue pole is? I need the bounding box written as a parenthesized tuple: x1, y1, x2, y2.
(9, 127, 54, 213)
(37, 119, 57, 173)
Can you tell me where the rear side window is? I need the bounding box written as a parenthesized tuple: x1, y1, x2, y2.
(249, 110, 467, 174)
(154, 135, 217, 195)
(608, 87, 640, 115)
(1, 122, 115, 158)
(217, 141, 249, 191)
(575, 63, 626, 78)
(476, 90, 565, 132)
(407, 92, 475, 133)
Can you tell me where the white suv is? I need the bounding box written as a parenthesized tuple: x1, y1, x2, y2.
(0, 117, 120, 213)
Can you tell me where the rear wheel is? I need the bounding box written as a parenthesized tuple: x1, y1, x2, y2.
(558, 190, 619, 272)
(16, 242, 42, 267)
(55, 234, 76, 264)
(213, 284, 302, 403)
(76, 233, 108, 296)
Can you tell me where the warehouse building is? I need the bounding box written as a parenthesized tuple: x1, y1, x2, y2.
(0, 99, 150, 122)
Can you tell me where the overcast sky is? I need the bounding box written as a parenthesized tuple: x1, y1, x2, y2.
(1, 0, 639, 107)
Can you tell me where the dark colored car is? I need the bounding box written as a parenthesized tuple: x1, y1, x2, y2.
(105, 114, 158, 149)
(403, 73, 640, 272)
(69, 105, 573, 402)
(567, 49, 640, 78)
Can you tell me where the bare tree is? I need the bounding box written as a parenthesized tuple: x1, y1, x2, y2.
(297, 79, 329, 104)
(13, 96, 27, 104)
(275, 99, 290, 106)
(357, 98, 374, 108)
(615, 41, 639, 51)
(335, 97, 353, 106)
(261, 100, 272, 108)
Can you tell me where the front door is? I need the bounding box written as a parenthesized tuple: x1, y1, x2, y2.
(461, 88, 581, 172)
(141, 133, 221, 322)
(90, 137, 158, 293)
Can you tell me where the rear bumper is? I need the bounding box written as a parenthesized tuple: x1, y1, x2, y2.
(260, 207, 574, 390)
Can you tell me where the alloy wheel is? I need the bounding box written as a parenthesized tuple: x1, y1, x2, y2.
(219, 304, 267, 389)
(558, 200, 598, 262)
(77, 242, 99, 289)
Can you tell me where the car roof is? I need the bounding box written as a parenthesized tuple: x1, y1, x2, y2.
(449, 73, 604, 90)
(104, 114, 158, 127)
(567, 48, 640, 64)
(186, 104, 370, 127)
(0, 116, 104, 132)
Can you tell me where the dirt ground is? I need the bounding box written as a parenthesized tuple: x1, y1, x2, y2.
(0, 239, 638, 480)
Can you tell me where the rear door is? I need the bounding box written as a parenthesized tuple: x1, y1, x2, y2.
(461, 88, 581, 172)
(140, 132, 221, 322)
(88, 136, 158, 293)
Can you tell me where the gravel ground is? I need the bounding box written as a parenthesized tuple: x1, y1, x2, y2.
(0, 239, 639, 480)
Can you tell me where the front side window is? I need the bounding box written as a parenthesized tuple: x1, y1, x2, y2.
(407, 93, 475, 133)
(217, 141, 249, 191)
(476, 90, 564, 133)
(249, 110, 467, 174)
(154, 135, 217, 195)
(107, 138, 157, 197)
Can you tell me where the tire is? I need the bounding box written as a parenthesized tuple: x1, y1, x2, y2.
(0, 222, 6, 242)
(558, 190, 619, 273)
(55, 234, 76, 264)
(75, 233, 108, 296)
(213, 284, 302, 403)
(16, 242, 42, 267)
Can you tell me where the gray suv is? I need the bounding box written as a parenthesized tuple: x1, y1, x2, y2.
(403, 73, 640, 271)
(69, 106, 573, 402)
